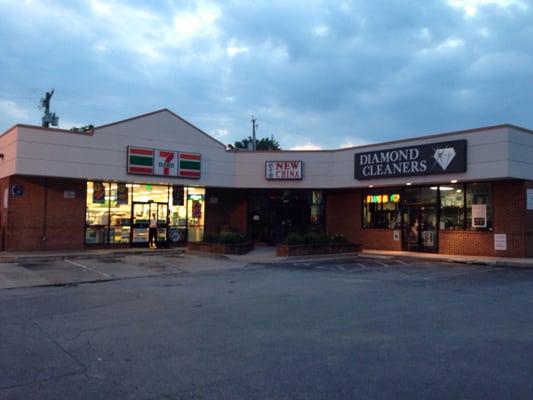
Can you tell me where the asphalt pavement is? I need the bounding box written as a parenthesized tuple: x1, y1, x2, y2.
(1, 256, 533, 399)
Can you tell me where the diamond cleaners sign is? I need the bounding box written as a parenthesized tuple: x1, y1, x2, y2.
(354, 140, 466, 180)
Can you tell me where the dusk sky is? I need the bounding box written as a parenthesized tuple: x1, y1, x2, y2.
(0, 0, 532, 149)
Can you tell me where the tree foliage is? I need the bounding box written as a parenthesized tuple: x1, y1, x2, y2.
(228, 135, 281, 151)
(70, 124, 94, 132)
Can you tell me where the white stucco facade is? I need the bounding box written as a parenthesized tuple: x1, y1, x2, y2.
(1, 109, 532, 188)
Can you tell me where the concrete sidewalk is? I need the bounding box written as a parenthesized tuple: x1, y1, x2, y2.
(0, 247, 185, 263)
(1, 245, 530, 267)
(363, 249, 533, 268)
(219, 247, 533, 268)
(1, 246, 531, 291)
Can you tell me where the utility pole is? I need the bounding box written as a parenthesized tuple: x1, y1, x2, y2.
(39, 89, 59, 128)
(251, 115, 258, 151)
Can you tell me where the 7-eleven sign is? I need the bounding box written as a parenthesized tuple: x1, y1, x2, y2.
(154, 150, 178, 176)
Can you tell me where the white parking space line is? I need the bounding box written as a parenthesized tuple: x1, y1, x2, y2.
(418, 267, 503, 280)
(65, 259, 112, 278)
(376, 261, 390, 268)
(336, 265, 346, 271)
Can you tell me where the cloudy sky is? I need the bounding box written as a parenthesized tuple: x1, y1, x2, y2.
(0, 0, 531, 149)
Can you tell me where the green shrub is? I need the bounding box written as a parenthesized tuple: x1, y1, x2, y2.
(219, 232, 247, 244)
(203, 232, 219, 243)
(283, 232, 348, 245)
(203, 231, 248, 244)
(329, 233, 347, 243)
(285, 233, 304, 244)
(303, 232, 324, 244)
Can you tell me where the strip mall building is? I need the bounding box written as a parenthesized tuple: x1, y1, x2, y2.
(0, 109, 532, 257)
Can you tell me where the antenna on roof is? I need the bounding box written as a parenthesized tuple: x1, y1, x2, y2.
(39, 89, 59, 128)
(251, 115, 258, 151)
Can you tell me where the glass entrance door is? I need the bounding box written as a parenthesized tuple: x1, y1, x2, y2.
(402, 206, 438, 252)
(155, 203, 168, 245)
(131, 202, 168, 247)
(132, 202, 150, 245)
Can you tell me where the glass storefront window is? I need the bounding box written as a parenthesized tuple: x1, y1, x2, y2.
(132, 184, 169, 203)
(168, 186, 188, 244)
(85, 181, 204, 245)
(466, 183, 492, 229)
(109, 183, 132, 243)
(86, 181, 110, 244)
(310, 190, 324, 225)
(187, 187, 205, 242)
(363, 190, 401, 229)
(404, 187, 437, 205)
(439, 185, 464, 230)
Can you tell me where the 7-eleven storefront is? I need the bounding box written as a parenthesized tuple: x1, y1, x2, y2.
(85, 147, 207, 247)
(85, 182, 205, 247)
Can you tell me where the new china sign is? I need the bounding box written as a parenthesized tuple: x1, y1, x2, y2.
(354, 140, 466, 180)
(127, 147, 201, 179)
(265, 161, 303, 180)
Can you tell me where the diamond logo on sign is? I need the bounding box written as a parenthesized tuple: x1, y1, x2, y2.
(433, 146, 456, 171)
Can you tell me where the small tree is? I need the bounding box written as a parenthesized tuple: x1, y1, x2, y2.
(228, 135, 281, 151)
(70, 124, 94, 132)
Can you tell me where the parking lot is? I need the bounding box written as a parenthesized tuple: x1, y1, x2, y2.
(0, 252, 240, 289)
(1, 254, 532, 399)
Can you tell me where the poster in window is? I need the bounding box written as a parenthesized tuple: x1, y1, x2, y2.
(191, 200, 202, 218)
(422, 231, 434, 247)
(93, 182, 105, 203)
(117, 183, 128, 205)
(172, 186, 184, 206)
(471, 204, 487, 228)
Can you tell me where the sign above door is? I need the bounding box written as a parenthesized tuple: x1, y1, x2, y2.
(265, 161, 303, 180)
(354, 140, 466, 180)
(127, 146, 201, 179)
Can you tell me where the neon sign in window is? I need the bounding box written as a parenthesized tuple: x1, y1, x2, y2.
(366, 194, 400, 204)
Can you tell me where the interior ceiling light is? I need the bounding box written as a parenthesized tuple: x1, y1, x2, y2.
(406, 182, 412, 186)
(450, 179, 458, 183)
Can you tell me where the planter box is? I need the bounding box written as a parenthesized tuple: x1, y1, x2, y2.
(277, 242, 362, 257)
(188, 241, 254, 255)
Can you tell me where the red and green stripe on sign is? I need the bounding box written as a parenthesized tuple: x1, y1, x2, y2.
(128, 147, 154, 174)
(178, 152, 201, 178)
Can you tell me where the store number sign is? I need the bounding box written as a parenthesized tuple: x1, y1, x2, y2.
(265, 161, 303, 180)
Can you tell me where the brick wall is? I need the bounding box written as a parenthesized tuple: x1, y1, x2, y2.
(440, 180, 527, 257)
(327, 181, 530, 258)
(0, 176, 10, 251)
(525, 180, 533, 258)
(205, 188, 247, 235)
(325, 189, 401, 250)
(5, 176, 86, 251)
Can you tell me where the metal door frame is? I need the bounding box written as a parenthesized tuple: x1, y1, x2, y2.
(401, 205, 439, 253)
